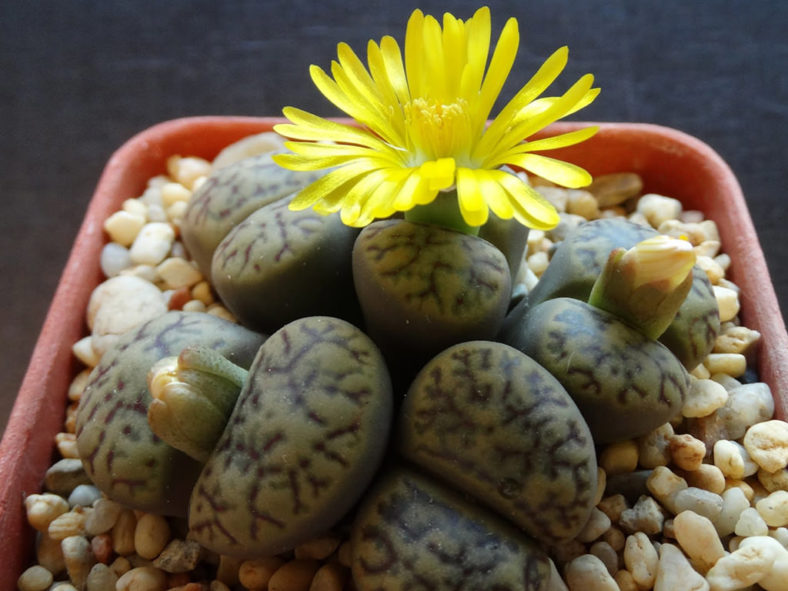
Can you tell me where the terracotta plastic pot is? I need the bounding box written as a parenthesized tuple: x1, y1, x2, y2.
(0, 117, 785, 585)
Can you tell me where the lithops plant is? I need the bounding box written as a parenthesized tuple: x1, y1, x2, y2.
(75, 311, 265, 515)
(185, 316, 393, 557)
(211, 195, 360, 333)
(526, 217, 720, 369)
(352, 219, 511, 367)
(180, 150, 324, 275)
(505, 236, 696, 442)
(398, 340, 597, 545)
(351, 466, 554, 591)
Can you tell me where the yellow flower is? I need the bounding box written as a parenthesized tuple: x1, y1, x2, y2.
(273, 6, 600, 230)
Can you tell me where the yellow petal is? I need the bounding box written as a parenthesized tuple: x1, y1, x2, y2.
(289, 164, 373, 210)
(475, 169, 514, 219)
(459, 6, 490, 100)
(378, 35, 411, 106)
(477, 15, 518, 122)
(419, 158, 456, 191)
(507, 153, 593, 188)
(405, 9, 426, 98)
(456, 168, 490, 227)
(495, 171, 560, 229)
(276, 107, 388, 150)
(503, 125, 599, 155)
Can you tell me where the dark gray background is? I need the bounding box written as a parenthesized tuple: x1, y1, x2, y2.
(2, 0, 786, 433)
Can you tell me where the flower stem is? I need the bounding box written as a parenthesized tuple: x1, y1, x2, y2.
(588, 235, 696, 340)
(147, 346, 248, 463)
(404, 190, 479, 235)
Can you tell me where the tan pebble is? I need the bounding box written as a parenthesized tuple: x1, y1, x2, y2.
(68, 369, 91, 402)
(714, 439, 758, 479)
(601, 525, 626, 552)
(209, 580, 231, 591)
(55, 432, 79, 459)
(160, 181, 192, 208)
(714, 325, 761, 355)
(712, 285, 741, 323)
(238, 557, 285, 590)
(122, 197, 148, 217)
(216, 555, 243, 586)
(653, 543, 708, 591)
(110, 555, 132, 578)
(743, 420, 788, 473)
(157, 257, 202, 290)
(695, 255, 725, 284)
(756, 490, 788, 527)
(167, 286, 192, 311)
(86, 562, 119, 591)
(690, 362, 712, 379)
(336, 541, 353, 568)
(104, 211, 146, 246)
(129, 222, 176, 266)
(308, 562, 349, 591)
(586, 172, 643, 207)
(623, 532, 658, 588)
(48, 507, 87, 540)
(182, 300, 207, 313)
(638, 423, 674, 468)
(694, 239, 721, 258)
(682, 379, 728, 418)
(669, 433, 706, 471)
(212, 131, 286, 170)
(597, 494, 629, 523)
(646, 466, 688, 514)
(206, 304, 237, 323)
(112, 509, 137, 555)
(115, 566, 167, 591)
(165, 572, 192, 588)
(527, 251, 549, 276)
(681, 464, 726, 495)
(589, 540, 618, 576)
(673, 510, 726, 573)
(715, 252, 731, 272)
(191, 281, 215, 306)
(566, 190, 600, 220)
(704, 352, 747, 377)
(599, 440, 638, 475)
(36, 531, 65, 574)
(167, 155, 211, 189)
(85, 498, 124, 536)
(593, 467, 607, 506)
(152, 539, 203, 573)
(64, 403, 79, 434)
(25, 493, 69, 532)
(268, 559, 321, 591)
(294, 535, 341, 561)
(62, 535, 96, 590)
(576, 507, 611, 543)
(564, 554, 618, 591)
(758, 466, 788, 492)
(613, 569, 639, 591)
(134, 513, 171, 560)
(619, 495, 665, 535)
(17, 565, 53, 591)
(72, 336, 101, 368)
(535, 187, 569, 212)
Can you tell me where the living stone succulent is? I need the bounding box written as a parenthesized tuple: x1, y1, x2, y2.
(75, 311, 265, 515)
(398, 340, 598, 544)
(525, 217, 720, 369)
(210, 196, 360, 333)
(180, 152, 324, 275)
(351, 466, 554, 591)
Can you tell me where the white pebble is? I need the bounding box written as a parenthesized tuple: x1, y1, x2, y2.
(743, 420, 788, 473)
(646, 466, 687, 514)
(71, 336, 100, 368)
(24, 493, 69, 532)
(623, 532, 658, 588)
(713, 285, 741, 323)
(576, 508, 611, 543)
(708, 536, 788, 591)
(735, 507, 769, 537)
(129, 222, 175, 265)
(565, 554, 619, 591)
(67, 484, 101, 508)
(713, 439, 759, 479)
(714, 487, 751, 537)
(673, 488, 723, 521)
(100, 242, 132, 278)
(160, 181, 191, 207)
(654, 543, 709, 591)
(121, 198, 147, 217)
(682, 379, 729, 418)
(103, 211, 145, 247)
(167, 155, 211, 189)
(636, 193, 683, 228)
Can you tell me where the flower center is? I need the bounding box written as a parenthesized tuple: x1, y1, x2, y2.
(404, 97, 474, 163)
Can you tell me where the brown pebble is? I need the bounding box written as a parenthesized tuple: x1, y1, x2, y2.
(91, 533, 114, 564)
(268, 559, 321, 591)
(309, 562, 349, 591)
(168, 286, 192, 310)
(586, 172, 643, 207)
